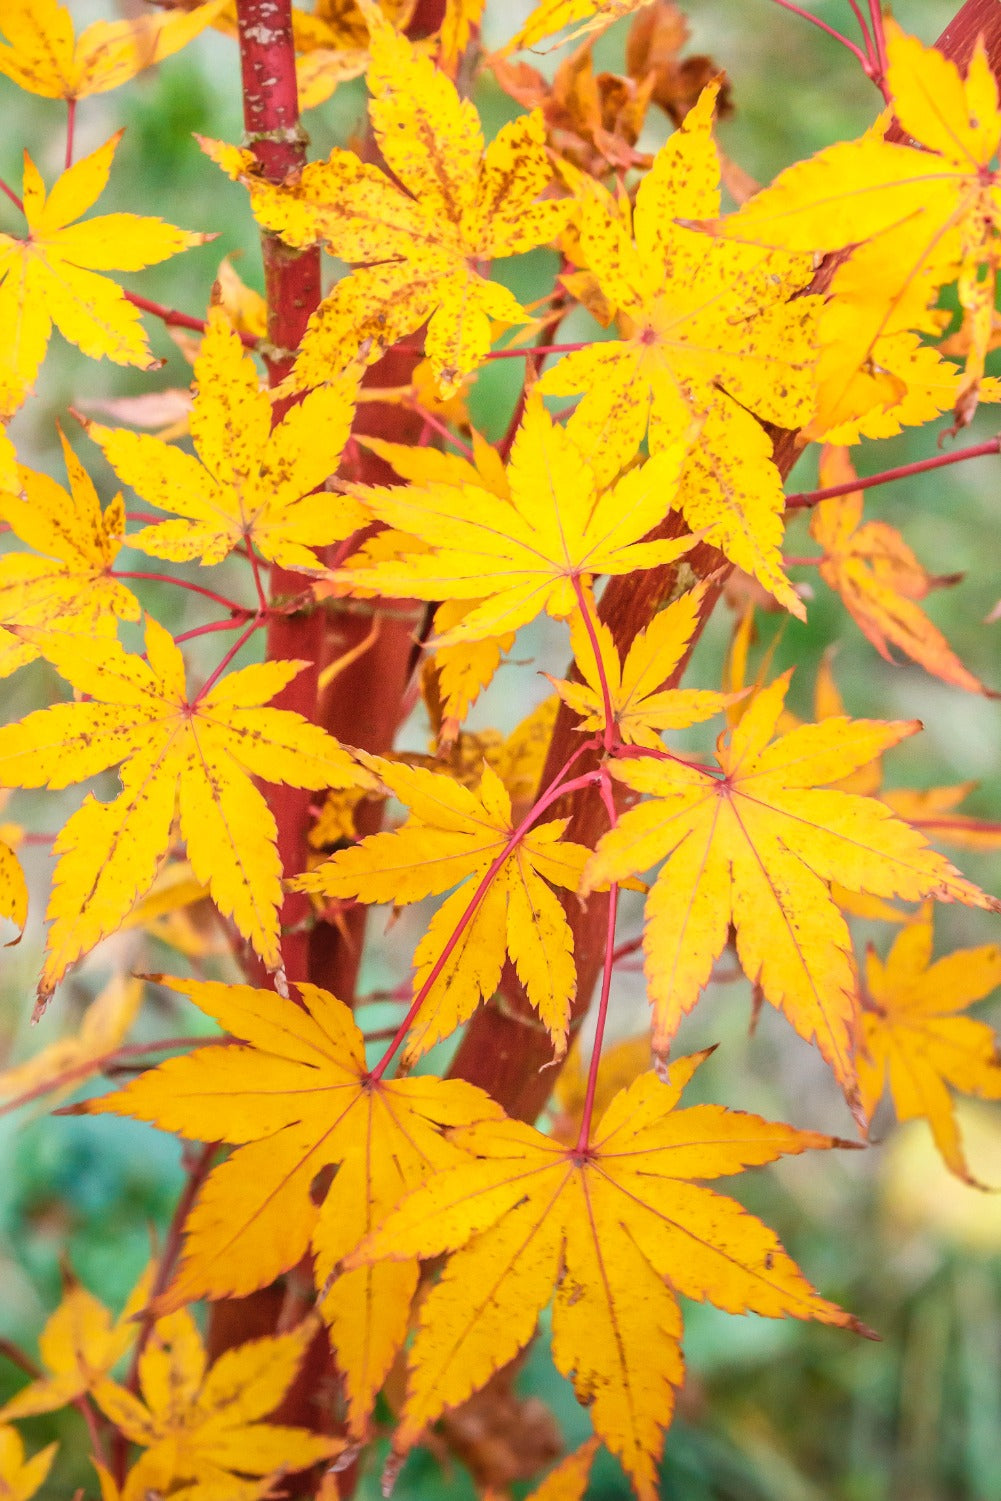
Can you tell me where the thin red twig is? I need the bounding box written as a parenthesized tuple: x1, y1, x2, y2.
(575, 882, 619, 1151)
(0, 175, 23, 213)
(192, 618, 263, 703)
(123, 292, 258, 349)
(65, 98, 76, 170)
(114, 570, 252, 614)
(785, 437, 1001, 508)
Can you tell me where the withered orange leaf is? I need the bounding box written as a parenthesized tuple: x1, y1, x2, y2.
(0, 617, 368, 1004)
(584, 673, 999, 1110)
(859, 907, 1001, 1185)
(348, 1050, 864, 1500)
(83, 976, 502, 1438)
(809, 447, 987, 695)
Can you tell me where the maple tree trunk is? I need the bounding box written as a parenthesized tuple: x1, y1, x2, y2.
(447, 0, 1001, 1126)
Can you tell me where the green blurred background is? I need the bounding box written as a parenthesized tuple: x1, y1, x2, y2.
(2, 2, 1001, 1497)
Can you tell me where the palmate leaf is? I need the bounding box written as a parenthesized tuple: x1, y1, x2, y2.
(583, 673, 1000, 1112)
(348, 1051, 865, 1500)
(0, 618, 368, 1005)
(733, 24, 1001, 428)
(498, 0, 656, 56)
(0, 426, 139, 678)
(0, 133, 208, 418)
(538, 85, 820, 616)
(92, 1312, 337, 1499)
(329, 398, 696, 644)
(0, 1427, 56, 1501)
(809, 447, 987, 695)
(0, 1262, 153, 1421)
(859, 907, 1001, 1186)
(295, 754, 591, 1061)
(203, 15, 570, 396)
(0, 0, 226, 99)
(86, 308, 365, 570)
(83, 977, 502, 1439)
(548, 582, 735, 748)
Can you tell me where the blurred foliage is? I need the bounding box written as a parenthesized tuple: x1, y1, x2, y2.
(1, 2, 1000, 1498)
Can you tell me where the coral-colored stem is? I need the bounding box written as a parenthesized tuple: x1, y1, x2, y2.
(765, 0, 873, 75)
(192, 618, 262, 703)
(113, 570, 252, 613)
(0, 176, 23, 213)
(486, 340, 599, 361)
(174, 615, 261, 646)
(785, 437, 1001, 509)
(572, 577, 617, 752)
(575, 882, 619, 1152)
(123, 291, 258, 348)
(65, 98, 76, 170)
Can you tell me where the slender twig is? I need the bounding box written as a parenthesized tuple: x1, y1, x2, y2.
(0, 175, 23, 213)
(486, 340, 599, 362)
(65, 98, 76, 170)
(575, 882, 619, 1151)
(785, 437, 1001, 509)
(572, 577, 617, 752)
(114, 570, 252, 614)
(173, 614, 262, 646)
(192, 618, 264, 703)
(247, 546, 270, 615)
(764, 0, 872, 73)
(123, 292, 259, 349)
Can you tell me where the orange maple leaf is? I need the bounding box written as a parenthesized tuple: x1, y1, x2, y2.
(348, 1050, 865, 1500)
(859, 907, 1001, 1186)
(809, 447, 987, 695)
(583, 673, 999, 1110)
(0, 617, 368, 1005)
(0, 133, 208, 418)
(83, 976, 502, 1439)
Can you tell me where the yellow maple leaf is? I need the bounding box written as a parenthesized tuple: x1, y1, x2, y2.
(329, 398, 696, 645)
(548, 582, 735, 747)
(512, 1438, 600, 1501)
(809, 447, 986, 694)
(83, 975, 501, 1438)
(360, 428, 515, 740)
(0, 616, 368, 1005)
(294, 754, 592, 1061)
(0, 790, 27, 943)
(85, 308, 364, 570)
(0, 973, 142, 1117)
(538, 86, 819, 616)
(0, 133, 208, 418)
(499, 0, 655, 57)
(859, 907, 1001, 1186)
(883, 783, 1001, 852)
(202, 20, 570, 396)
(0, 1427, 56, 1501)
(348, 1051, 864, 1499)
(732, 24, 1001, 428)
(0, 0, 225, 99)
(583, 672, 999, 1109)
(92, 1312, 337, 1497)
(0, 1262, 153, 1421)
(0, 426, 139, 677)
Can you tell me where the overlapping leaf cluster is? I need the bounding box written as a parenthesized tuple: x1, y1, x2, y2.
(1, 2, 1000, 1499)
